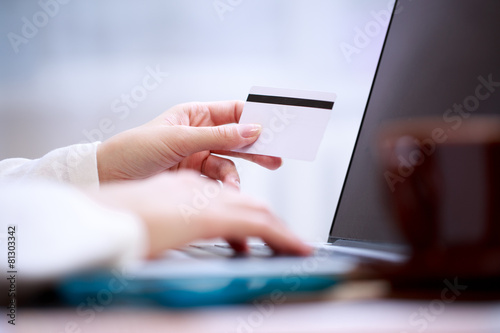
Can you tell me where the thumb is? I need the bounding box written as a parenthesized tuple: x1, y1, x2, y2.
(179, 123, 262, 154)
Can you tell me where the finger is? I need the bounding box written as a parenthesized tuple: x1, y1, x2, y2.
(201, 155, 240, 189)
(211, 150, 283, 170)
(226, 237, 249, 253)
(182, 100, 245, 126)
(253, 221, 312, 256)
(216, 203, 312, 256)
(174, 123, 262, 156)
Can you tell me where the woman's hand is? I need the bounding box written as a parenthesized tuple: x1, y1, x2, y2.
(90, 172, 311, 257)
(97, 101, 282, 189)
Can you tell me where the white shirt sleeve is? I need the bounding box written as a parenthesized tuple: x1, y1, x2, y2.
(0, 143, 149, 286)
(0, 142, 101, 189)
(0, 180, 148, 282)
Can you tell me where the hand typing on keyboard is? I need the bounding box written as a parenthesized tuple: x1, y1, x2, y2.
(89, 170, 312, 259)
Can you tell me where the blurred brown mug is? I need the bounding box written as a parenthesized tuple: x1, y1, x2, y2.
(378, 116, 500, 278)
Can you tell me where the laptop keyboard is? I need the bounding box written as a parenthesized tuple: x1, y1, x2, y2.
(177, 243, 361, 260)
(177, 244, 272, 258)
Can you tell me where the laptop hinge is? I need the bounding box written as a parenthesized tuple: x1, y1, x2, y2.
(328, 237, 408, 255)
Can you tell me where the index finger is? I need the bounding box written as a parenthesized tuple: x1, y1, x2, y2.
(183, 100, 245, 126)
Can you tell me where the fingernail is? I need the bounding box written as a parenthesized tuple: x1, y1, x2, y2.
(225, 178, 240, 191)
(237, 124, 262, 138)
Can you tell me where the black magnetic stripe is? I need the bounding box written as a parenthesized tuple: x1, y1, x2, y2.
(246, 94, 334, 110)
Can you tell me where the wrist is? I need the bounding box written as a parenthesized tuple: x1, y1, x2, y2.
(96, 141, 115, 183)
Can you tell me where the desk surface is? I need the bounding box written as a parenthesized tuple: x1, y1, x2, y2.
(13, 281, 500, 333)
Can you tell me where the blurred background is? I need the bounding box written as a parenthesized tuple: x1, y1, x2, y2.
(0, 0, 390, 241)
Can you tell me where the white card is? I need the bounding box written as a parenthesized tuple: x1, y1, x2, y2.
(233, 86, 337, 161)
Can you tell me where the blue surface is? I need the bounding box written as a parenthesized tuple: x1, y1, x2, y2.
(58, 272, 340, 308)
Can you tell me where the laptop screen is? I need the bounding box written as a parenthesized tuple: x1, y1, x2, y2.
(329, 0, 500, 244)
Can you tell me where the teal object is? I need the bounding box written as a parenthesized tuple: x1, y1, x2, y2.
(58, 272, 340, 308)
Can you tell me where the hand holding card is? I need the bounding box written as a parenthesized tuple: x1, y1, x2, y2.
(233, 86, 336, 161)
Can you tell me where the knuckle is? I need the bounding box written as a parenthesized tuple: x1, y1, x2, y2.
(189, 103, 211, 122)
(212, 126, 235, 141)
(177, 170, 200, 184)
(247, 198, 273, 215)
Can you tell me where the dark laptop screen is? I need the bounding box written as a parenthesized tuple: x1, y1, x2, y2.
(330, 0, 500, 244)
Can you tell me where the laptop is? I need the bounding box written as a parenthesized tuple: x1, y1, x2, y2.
(59, 0, 500, 307)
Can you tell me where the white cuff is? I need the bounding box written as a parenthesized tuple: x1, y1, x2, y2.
(0, 142, 101, 189)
